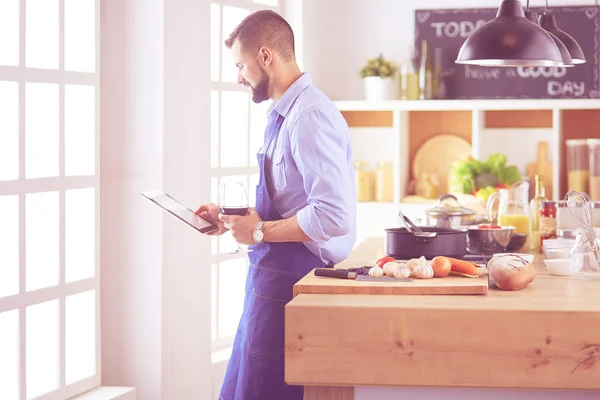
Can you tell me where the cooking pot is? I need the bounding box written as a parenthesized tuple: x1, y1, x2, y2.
(384, 226, 468, 259)
(426, 194, 475, 228)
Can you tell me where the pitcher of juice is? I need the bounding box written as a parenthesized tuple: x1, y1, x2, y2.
(487, 181, 531, 249)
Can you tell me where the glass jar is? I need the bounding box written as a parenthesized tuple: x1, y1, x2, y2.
(569, 229, 600, 280)
(589, 139, 600, 201)
(415, 173, 440, 199)
(375, 161, 394, 202)
(566, 139, 590, 193)
(400, 64, 419, 100)
(556, 200, 578, 230)
(540, 201, 557, 250)
(354, 161, 374, 202)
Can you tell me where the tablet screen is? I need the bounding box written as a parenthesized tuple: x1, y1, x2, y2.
(141, 190, 218, 234)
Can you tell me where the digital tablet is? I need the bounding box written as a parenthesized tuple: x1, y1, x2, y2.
(141, 190, 218, 234)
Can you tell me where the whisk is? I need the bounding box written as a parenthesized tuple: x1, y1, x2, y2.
(566, 190, 594, 229)
(565, 190, 600, 268)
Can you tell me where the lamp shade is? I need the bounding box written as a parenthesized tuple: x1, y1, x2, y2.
(525, 10, 573, 67)
(456, 0, 563, 67)
(539, 13, 586, 64)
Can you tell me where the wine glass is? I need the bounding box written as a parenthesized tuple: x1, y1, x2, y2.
(218, 180, 252, 254)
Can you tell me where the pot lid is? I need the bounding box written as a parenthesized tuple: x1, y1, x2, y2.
(426, 194, 475, 217)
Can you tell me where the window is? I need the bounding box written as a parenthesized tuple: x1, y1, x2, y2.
(209, 0, 279, 352)
(0, 1, 100, 399)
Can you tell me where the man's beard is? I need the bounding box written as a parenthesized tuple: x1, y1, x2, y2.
(250, 69, 269, 103)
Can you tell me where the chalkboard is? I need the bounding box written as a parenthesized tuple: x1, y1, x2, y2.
(414, 6, 600, 99)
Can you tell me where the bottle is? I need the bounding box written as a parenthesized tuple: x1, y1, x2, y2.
(418, 40, 432, 100)
(433, 47, 446, 99)
(529, 174, 548, 252)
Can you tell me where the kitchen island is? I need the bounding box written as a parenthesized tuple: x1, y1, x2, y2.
(285, 237, 600, 400)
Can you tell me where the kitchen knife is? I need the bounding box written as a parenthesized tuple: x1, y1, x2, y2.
(314, 268, 357, 279)
(314, 268, 412, 282)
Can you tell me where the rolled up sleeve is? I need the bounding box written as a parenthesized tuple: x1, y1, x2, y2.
(291, 109, 354, 242)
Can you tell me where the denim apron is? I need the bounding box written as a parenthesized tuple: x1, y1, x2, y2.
(219, 113, 327, 400)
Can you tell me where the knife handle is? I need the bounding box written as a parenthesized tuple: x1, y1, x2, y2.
(314, 268, 356, 279)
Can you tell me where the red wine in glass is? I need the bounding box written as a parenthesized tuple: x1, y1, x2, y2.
(218, 180, 252, 254)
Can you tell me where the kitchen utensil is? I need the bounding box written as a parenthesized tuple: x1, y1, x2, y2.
(506, 233, 527, 251)
(314, 268, 412, 282)
(526, 141, 553, 199)
(413, 134, 472, 194)
(297, 268, 488, 295)
(398, 210, 437, 238)
(466, 225, 514, 255)
(425, 193, 475, 228)
(384, 226, 467, 259)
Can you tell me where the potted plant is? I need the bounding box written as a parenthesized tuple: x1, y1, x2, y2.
(359, 53, 399, 101)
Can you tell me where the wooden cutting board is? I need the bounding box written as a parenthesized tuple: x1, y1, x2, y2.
(293, 269, 488, 296)
(526, 141, 553, 198)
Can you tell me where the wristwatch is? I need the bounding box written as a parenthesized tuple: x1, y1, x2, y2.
(253, 221, 265, 243)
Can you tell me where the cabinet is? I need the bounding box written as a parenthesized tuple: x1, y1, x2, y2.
(338, 99, 600, 244)
(338, 99, 600, 203)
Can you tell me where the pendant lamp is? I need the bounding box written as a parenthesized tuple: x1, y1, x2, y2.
(539, 1, 586, 65)
(455, 0, 563, 67)
(524, 10, 573, 67)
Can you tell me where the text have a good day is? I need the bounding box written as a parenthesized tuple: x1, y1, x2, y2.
(464, 65, 586, 97)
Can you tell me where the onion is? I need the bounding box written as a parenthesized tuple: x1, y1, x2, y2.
(487, 254, 536, 291)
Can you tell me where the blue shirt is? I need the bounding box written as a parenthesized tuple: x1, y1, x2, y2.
(262, 73, 356, 265)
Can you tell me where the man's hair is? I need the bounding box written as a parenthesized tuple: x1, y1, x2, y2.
(224, 10, 295, 62)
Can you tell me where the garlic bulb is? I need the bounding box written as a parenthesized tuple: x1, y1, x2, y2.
(406, 258, 420, 271)
(394, 266, 411, 279)
(412, 256, 434, 279)
(368, 266, 384, 277)
(383, 261, 402, 277)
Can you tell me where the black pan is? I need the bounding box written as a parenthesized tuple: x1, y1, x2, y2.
(384, 226, 467, 259)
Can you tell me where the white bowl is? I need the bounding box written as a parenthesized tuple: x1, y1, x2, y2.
(492, 253, 534, 263)
(543, 259, 571, 276)
(545, 248, 571, 259)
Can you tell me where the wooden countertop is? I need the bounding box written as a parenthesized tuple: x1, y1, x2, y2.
(285, 237, 600, 394)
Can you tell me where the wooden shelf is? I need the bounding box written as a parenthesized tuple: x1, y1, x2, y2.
(334, 98, 600, 111)
(337, 99, 600, 204)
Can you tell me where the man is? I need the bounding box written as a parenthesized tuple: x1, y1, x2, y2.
(195, 9, 356, 400)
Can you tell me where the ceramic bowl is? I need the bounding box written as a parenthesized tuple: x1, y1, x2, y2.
(493, 252, 534, 263)
(543, 259, 571, 276)
(545, 248, 571, 259)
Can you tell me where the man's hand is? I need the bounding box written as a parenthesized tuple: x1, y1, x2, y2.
(194, 203, 228, 235)
(219, 209, 262, 245)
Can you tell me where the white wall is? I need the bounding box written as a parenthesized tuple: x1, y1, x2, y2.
(100, 1, 212, 399)
(300, 0, 597, 100)
(100, 0, 164, 397)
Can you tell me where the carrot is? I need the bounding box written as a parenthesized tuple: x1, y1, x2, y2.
(430, 256, 452, 277)
(446, 257, 479, 276)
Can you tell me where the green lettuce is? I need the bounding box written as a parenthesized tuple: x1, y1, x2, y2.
(448, 153, 521, 194)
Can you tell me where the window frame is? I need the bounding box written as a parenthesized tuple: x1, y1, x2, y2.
(209, 0, 280, 352)
(0, 0, 101, 399)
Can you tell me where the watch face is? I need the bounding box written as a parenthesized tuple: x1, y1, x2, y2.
(253, 230, 264, 242)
